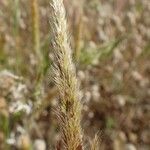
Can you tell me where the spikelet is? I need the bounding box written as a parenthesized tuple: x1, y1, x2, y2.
(49, 0, 83, 149)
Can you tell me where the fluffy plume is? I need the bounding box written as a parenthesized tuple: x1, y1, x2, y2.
(49, 0, 83, 149)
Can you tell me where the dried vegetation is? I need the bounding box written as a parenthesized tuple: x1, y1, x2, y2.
(0, 0, 150, 150)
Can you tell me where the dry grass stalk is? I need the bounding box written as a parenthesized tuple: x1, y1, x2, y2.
(73, 5, 83, 62)
(31, 0, 41, 62)
(49, 0, 83, 149)
(13, 0, 21, 73)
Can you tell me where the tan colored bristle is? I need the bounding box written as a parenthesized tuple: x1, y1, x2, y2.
(90, 134, 99, 150)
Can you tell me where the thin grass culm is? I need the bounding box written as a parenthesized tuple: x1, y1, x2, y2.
(31, 0, 41, 62)
(49, 0, 83, 149)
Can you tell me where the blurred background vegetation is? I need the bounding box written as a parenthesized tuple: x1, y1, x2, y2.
(0, 0, 150, 149)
